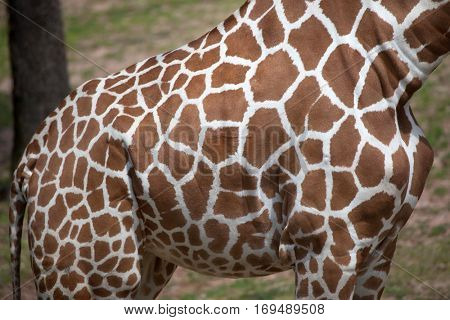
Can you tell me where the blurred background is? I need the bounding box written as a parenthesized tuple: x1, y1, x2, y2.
(0, 0, 448, 299)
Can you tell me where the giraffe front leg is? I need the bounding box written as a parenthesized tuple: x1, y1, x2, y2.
(134, 251, 177, 299)
(293, 255, 359, 300)
(281, 211, 362, 300)
(354, 236, 398, 299)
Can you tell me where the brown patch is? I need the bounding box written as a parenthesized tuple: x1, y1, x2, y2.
(94, 240, 110, 262)
(323, 44, 364, 107)
(87, 189, 105, 213)
(173, 73, 188, 90)
(57, 243, 76, 270)
(89, 133, 109, 166)
(212, 63, 249, 87)
(381, 0, 419, 23)
(278, 147, 300, 175)
(287, 211, 325, 235)
(48, 195, 67, 231)
(231, 211, 272, 259)
(214, 192, 263, 218)
(66, 193, 82, 208)
(410, 137, 434, 197)
(169, 104, 201, 150)
(105, 75, 127, 89)
(323, 257, 343, 293)
(92, 214, 121, 237)
(225, 24, 261, 61)
(205, 28, 222, 47)
(158, 142, 194, 180)
(181, 161, 214, 220)
(141, 84, 162, 107)
(312, 280, 325, 297)
(185, 74, 206, 99)
(107, 138, 127, 171)
(356, 10, 394, 51)
(60, 153, 75, 188)
(43, 234, 58, 254)
(98, 256, 118, 273)
(59, 123, 75, 153)
(220, 163, 257, 191)
(158, 95, 182, 133)
(77, 97, 93, 117)
(285, 76, 321, 135)
(159, 209, 187, 231)
(362, 109, 397, 145)
(164, 49, 190, 63)
(204, 219, 229, 253)
(119, 91, 138, 107)
(186, 47, 220, 71)
(339, 275, 356, 299)
(281, 0, 306, 22)
(330, 117, 361, 167)
(289, 16, 332, 70)
(112, 115, 134, 133)
(301, 139, 323, 164)
(356, 144, 385, 187)
(60, 271, 84, 291)
(329, 217, 355, 265)
(301, 170, 326, 211)
(320, 0, 362, 35)
(61, 106, 74, 132)
(348, 192, 395, 239)
(261, 165, 280, 198)
(162, 64, 180, 83)
(148, 167, 177, 214)
(331, 172, 358, 210)
(82, 79, 100, 94)
(203, 127, 239, 163)
(71, 206, 89, 220)
(244, 108, 290, 167)
(359, 50, 409, 109)
(390, 147, 410, 189)
(259, 8, 284, 48)
(96, 93, 116, 116)
(250, 0, 273, 20)
(129, 114, 159, 172)
(203, 89, 248, 122)
(251, 50, 299, 102)
(106, 176, 128, 207)
(139, 65, 162, 84)
(37, 183, 56, 207)
(78, 223, 93, 243)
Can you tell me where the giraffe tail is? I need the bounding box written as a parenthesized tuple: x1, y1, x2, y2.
(9, 157, 32, 300)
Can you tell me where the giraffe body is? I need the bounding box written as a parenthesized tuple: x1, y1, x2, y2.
(9, 0, 449, 299)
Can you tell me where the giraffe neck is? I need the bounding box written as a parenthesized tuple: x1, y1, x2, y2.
(243, 0, 449, 105)
(390, 0, 450, 78)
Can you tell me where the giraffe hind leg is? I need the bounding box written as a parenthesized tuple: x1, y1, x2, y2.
(28, 191, 144, 299)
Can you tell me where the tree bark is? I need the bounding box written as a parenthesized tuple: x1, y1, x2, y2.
(7, 0, 70, 169)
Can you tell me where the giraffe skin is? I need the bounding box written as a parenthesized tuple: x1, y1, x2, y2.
(9, 0, 449, 299)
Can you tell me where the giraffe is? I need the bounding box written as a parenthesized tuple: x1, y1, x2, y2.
(9, 0, 449, 300)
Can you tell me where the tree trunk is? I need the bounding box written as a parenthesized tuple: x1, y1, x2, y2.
(7, 0, 70, 169)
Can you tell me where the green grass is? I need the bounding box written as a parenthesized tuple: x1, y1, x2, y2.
(429, 225, 447, 237)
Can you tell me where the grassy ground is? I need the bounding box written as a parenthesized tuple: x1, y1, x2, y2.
(0, 0, 448, 299)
